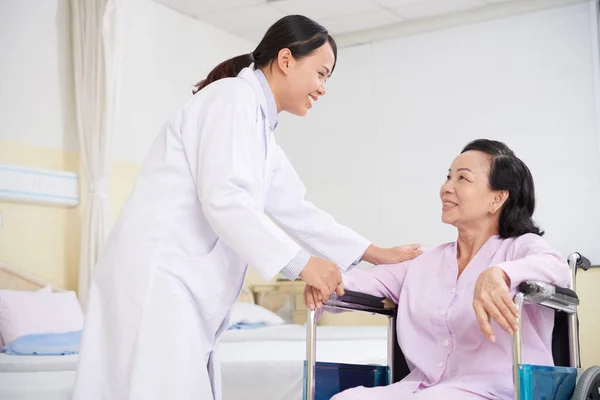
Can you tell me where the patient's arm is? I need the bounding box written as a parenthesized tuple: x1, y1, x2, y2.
(340, 261, 412, 304)
(473, 233, 570, 343)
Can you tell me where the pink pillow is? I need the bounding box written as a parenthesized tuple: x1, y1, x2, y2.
(0, 286, 52, 352)
(0, 287, 83, 346)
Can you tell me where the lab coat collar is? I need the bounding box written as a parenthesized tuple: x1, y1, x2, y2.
(237, 67, 278, 131)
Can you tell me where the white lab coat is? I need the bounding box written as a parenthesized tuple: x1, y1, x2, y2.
(71, 68, 370, 400)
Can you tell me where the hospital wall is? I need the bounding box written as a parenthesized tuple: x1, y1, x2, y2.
(277, 3, 600, 366)
(0, 0, 80, 289)
(0, 0, 253, 289)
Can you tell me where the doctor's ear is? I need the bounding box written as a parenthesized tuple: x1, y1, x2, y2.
(277, 48, 294, 75)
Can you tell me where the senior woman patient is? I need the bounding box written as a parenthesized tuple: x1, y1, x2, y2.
(305, 139, 570, 400)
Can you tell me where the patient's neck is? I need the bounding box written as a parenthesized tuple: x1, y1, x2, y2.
(455, 226, 498, 275)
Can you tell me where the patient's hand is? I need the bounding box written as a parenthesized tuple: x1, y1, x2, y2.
(304, 285, 323, 311)
(473, 266, 519, 343)
(362, 244, 424, 265)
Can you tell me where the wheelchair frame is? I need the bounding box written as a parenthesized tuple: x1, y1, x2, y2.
(512, 252, 590, 399)
(305, 296, 397, 400)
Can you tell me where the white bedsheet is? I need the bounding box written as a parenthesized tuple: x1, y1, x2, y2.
(0, 324, 389, 400)
(0, 371, 76, 400)
(0, 353, 79, 372)
(220, 324, 389, 400)
(221, 324, 388, 343)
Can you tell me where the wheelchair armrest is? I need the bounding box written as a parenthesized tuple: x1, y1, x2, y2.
(323, 289, 397, 317)
(517, 281, 579, 313)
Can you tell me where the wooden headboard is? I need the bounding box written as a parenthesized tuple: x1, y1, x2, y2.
(0, 261, 65, 292)
(0, 260, 256, 304)
(238, 286, 255, 304)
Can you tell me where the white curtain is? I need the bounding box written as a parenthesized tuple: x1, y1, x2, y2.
(71, 0, 123, 308)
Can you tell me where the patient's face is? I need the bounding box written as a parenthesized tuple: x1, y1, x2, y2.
(440, 150, 498, 228)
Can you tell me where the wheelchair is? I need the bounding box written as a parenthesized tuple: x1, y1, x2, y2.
(303, 252, 599, 400)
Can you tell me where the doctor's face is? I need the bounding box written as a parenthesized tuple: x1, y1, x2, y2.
(281, 42, 335, 116)
(440, 150, 502, 230)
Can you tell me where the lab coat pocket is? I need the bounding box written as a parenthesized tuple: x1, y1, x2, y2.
(159, 240, 230, 320)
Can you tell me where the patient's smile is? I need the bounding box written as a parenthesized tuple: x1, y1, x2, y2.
(442, 201, 457, 210)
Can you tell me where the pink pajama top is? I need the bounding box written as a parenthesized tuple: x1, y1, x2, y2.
(340, 234, 570, 399)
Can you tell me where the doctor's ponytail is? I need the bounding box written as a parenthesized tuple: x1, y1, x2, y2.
(192, 53, 254, 94)
(193, 15, 337, 94)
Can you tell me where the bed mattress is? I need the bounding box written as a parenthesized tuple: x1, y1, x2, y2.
(0, 371, 76, 400)
(219, 324, 389, 400)
(0, 324, 390, 400)
(0, 353, 79, 372)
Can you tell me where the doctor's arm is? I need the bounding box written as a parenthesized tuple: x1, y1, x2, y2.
(266, 145, 423, 278)
(181, 85, 341, 300)
(304, 261, 411, 310)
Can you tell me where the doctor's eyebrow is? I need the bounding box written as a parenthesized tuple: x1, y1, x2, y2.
(448, 168, 475, 173)
(322, 66, 331, 75)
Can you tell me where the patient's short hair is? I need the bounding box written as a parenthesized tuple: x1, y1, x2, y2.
(461, 139, 543, 238)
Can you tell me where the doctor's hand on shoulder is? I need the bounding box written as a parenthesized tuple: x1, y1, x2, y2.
(362, 244, 424, 265)
(299, 257, 344, 304)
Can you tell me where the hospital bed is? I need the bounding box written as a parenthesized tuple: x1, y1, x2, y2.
(304, 252, 600, 400)
(0, 324, 387, 400)
(0, 262, 79, 400)
(0, 261, 388, 400)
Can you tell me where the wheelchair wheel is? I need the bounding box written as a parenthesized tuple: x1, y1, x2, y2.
(571, 366, 600, 399)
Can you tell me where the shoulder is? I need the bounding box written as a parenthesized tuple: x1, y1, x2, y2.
(421, 242, 455, 257)
(204, 77, 258, 103)
(175, 78, 260, 130)
(211, 77, 256, 98)
(498, 233, 565, 262)
(504, 233, 553, 252)
(188, 77, 258, 111)
(405, 242, 454, 267)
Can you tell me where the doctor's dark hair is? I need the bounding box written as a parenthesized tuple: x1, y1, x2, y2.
(192, 15, 337, 94)
(461, 139, 544, 239)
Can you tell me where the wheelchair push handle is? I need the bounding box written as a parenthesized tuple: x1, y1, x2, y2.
(569, 252, 591, 271)
(576, 253, 591, 271)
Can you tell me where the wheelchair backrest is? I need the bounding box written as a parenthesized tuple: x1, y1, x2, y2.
(552, 310, 574, 367)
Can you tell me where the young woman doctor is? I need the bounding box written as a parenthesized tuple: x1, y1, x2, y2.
(72, 15, 421, 400)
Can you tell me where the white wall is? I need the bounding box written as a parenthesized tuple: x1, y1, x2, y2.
(0, 0, 77, 151)
(278, 3, 600, 264)
(1, 0, 596, 261)
(0, 0, 253, 163)
(113, 0, 254, 163)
